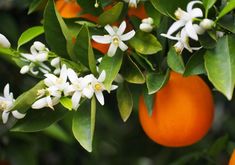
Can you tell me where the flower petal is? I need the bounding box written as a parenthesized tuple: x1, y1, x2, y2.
(120, 30, 135, 41)
(190, 8, 203, 18)
(104, 24, 115, 35)
(107, 43, 118, 57)
(12, 110, 26, 119)
(67, 68, 79, 84)
(92, 35, 112, 44)
(118, 41, 128, 51)
(117, 21, 126, 36)
(167, 20, 186, 35)
(187, 1, 202, 12)
(3, 84, 10, 98)
(32, 97, 48, 109)
(2, 111, 10, 124)
(0, 33, 11, 48)
(60, 64, 67, 82)
(160, 33, 180, 40)
(185, 21, 198, 40)
(95, 91, 104, 105)
(83, 87, 94, 99)
(110, 85, 118, 91)
(72, 91, 81, 110)
(98, 70, 106, 82)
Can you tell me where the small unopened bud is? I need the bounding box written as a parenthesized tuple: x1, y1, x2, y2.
(33, 41, 46, 51)
(0, 33, 11, 48)
(20, 65, 30, 74)
(94, 2, 99, 8)
(200, 19, 214, 30)
(174, 8, 185, 20)
(140, 23, 153, 33)
(51, 57, 60, 67)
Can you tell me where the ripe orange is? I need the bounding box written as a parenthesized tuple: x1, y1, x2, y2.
(55, 0, 98, 22)
(139, 71, 214, 147)
(229, 150, 235, 165)
(128, 4, 148, 20)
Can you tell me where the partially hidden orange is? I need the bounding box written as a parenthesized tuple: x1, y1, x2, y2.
(128, 4, 148, 20)
(229, 150, 235, 165)
(55, 0, 98, 22)
(139, 71, 214, 147)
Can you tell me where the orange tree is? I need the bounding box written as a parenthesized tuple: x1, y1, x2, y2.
(0, 0, 235, 164)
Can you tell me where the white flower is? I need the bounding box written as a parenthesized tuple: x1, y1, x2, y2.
(51, 57, 61, 75)
(200, 18, 214, 30)
(140, 17, 154, 32)
(66, 69, 94, 110)
(0, 33, 11, 48)
(91, 71, 118, 105)
(123, 0, 139, 8)
(92, 21, 135, 57)
(0, 84, 25, 124)
(164, 1, 203, 41)
(169, 27, 202, 54)
(20, 41, 51, 75)
(32, 65, 69, 110)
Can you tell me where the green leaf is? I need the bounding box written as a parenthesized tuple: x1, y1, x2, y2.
(76, 0, 103, 16)
(99, 50, 123, 91)
(43, 124, 72, 143)
(143, 88, 155, 116)
(145, 2, 162, 27)
(217, 0, 235, 20)
(129, 30, 162, 55)
(121, 55, 145, 84)
(208, 135, 229, 157)
(72, 98, 96, 152)
(218, 14, 235, 33)
(203, 0, 217, 17)
(73, 25, 97, 75)
(117, 83, 133, 122)
(146, 70, 170, 95)
(0, 47, 16, 57)
(167, 47, 185, 74)
(60, 97, 73, 111)
(150, 0, 188, 16)
(184, 51, 206, 76)
(17, 26, 44, 50)
(204, 35, 235, 100)
(28, 0, 47, 14)
(98, 2, 124, 26)
(44, 0, 71, 58)
(11, 81, 45, 114)
(11, 106, 67, 132)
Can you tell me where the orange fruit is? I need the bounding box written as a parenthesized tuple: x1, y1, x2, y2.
(128, 4, 148, 20)
(55, 0, 98, 22)
(229, 150, 235, 165)
(139, 71, 214, 147)
(91, 41, 109, 54)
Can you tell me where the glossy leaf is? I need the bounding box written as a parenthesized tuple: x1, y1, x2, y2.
(98, 2, 124, 26)
(167, 47, 185, 74)
(11, 106, 67, 132)
(11, 81, 45, 114)
(218, 14, 235, 33)
(143, 88, 155, 116)
(60, 97, 73, 111)
(117, 83, 133, 122)
(73, 25, 97, 75)
(99, 50, 123, 91)
(129, 30, 162, 55)
(121, 55, 145, 84)
(17, 26, 44, 50)
(28, 0, 47, 14)
(217, 0, 235, 20)
(146, 70, 170, 95)
(72, 98, 96, 152)
(150, 0, 188, 16)
(76, 0, 102, 16)
(208, 135, 228, 157)
(203, 0, 217, 17)
(44, 0, 71, 58)
(204, 35, 235, 100)
(184, 51, 206, 76)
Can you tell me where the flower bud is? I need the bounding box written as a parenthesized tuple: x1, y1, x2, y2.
(200, 19, 214, 30)
(33, 41, 46, 51)
(51, 57, 60, 67)
(0, 33, 11, 48)
(140, 23, 153, 33)
(20, 65, 30, 74)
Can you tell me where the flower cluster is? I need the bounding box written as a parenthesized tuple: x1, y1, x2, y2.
(32, 64, 118, 110)
(20, 41, 51, 75)
(0, 84, 25, 124)
(161, 1, 215, 54)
